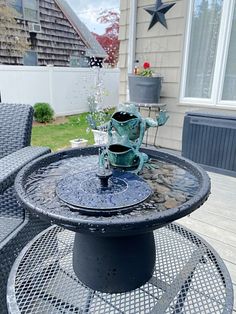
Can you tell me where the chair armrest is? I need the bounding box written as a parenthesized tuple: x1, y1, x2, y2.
(0, 146, 50, 193)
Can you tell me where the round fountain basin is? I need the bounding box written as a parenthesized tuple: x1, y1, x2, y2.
(15, 146, 210, 237)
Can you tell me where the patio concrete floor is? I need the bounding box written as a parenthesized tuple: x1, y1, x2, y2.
(178, 171, 236, 312)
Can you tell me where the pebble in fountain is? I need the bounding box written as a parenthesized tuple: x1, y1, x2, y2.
(103, 103, 169, 173)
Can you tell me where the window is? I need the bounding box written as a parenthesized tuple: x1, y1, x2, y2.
(23, 51, 38, 66)
(23, 0, 39, 22)
(69, 56, 80, 67)
(8, 0, 39, 22)
(181, 0, 236, 106)
(69, 55, 90, 67)
(222, 4, 236, 101)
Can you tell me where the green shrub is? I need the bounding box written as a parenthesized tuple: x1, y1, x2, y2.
(34, 103, 54, 123)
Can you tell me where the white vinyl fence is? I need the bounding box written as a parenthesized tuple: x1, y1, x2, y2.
(0, 65, 120, 116)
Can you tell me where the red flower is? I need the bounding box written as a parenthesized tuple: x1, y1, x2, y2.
(143, 62, 150, 69)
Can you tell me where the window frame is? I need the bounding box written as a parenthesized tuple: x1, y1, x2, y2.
(8, 0, 40, 23)
(22, 0, 40, 23)
(180, 0, 236, 108)
(23, 50, 38, 66)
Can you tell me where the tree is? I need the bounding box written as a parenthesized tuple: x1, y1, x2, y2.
(97, 10, 119, 39)
(0, 0, 29, 57)
(93, 10, 120, 67)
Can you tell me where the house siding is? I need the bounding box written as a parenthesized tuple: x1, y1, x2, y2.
(37, 0, 86, 66)
(0, 0, 88, 66)
(119, 0, 236, 150)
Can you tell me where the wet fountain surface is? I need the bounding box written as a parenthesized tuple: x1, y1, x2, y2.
(16, 147, 209, 235)
(56, 169, 153, 215)
(15, 146, 211, 293)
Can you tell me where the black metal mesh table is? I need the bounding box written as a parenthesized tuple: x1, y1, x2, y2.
(7, 223, 233, 314)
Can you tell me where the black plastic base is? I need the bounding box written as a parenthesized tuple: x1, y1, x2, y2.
(73, 232, 156, 293)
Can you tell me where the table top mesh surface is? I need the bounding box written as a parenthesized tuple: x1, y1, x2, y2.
(7, 224, 233, 314)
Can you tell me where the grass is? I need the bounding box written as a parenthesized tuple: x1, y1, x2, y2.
(32, 113, 94, 151)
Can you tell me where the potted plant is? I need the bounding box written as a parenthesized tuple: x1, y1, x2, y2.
(128, 61, 163, 104)
(86, 107, 113, 145)
(68, 115, 89, 148)
(70, 138, 88, 148)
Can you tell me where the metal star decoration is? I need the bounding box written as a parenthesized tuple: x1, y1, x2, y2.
(144, 0, 176, 30)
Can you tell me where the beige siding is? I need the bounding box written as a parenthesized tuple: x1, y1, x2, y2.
(119, 0, 236, 150)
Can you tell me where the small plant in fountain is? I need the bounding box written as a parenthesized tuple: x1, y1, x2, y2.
(86, 67, 114, 147)
(34, 103, 54, 123)
(87, 110, 112, 131)
(86, 96, 112, 131)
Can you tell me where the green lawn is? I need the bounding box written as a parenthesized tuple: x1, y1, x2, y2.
(32, 113, 94, 151)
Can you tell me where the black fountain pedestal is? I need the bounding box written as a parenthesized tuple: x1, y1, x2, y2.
(56, 166, 155, 292)
(73, 232, 155, 293)
(14, 146, 211, 294)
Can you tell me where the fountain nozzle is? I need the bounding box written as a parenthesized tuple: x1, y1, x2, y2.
(96, 168, 112, 188)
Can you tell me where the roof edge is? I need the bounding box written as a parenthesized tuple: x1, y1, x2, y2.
(54, 0, 107, 58)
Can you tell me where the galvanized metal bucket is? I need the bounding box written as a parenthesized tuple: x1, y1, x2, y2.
(128, 75, 162, 103)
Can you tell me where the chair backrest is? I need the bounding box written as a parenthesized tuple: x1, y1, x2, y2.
(0, 104, 33, 158)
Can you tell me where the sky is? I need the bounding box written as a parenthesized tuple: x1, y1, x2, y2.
(66, 0, 120, 34)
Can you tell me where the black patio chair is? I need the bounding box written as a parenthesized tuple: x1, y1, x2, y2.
(0, 104, 51, 313)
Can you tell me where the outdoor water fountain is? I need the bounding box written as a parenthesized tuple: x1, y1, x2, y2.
(14, 103, 211, 294)
(5, 31, 233, 314)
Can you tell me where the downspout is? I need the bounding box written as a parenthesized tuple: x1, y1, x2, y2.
(127, 0, 138, 100)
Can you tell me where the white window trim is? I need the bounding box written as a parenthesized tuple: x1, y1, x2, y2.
(127, 0, 137, 75)
(217, 0, 235, 105)
(179, 0, 194, 103)
(180, 0, 236, 107)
